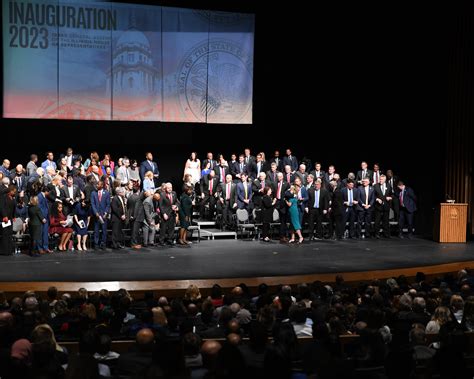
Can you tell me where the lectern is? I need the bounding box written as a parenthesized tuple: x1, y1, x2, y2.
(434, 203, 468, 243)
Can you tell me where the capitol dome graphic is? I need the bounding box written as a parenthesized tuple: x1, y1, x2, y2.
(107, 25, 159, 98)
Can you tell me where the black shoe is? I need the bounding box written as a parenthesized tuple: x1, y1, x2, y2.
(398, 234, 404, 239)
(100, 245, 106, 250)
(375, 235, 380, 239)
(30, 252, 41, 257)
(158, 242, 165, 246)
(407, 234, 414, 240)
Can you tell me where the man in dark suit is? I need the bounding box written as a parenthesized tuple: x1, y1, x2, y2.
(397, 181, 417, 238)
(101, 166, 115, 193)
(270, 150, 284, 172)
(294, 164, 309, 186)
(202, 152, 217, 171)
(115, 328, 155, 378)
(243, 148, 255, 166)
(357, 178, 375, 238)
(248, 153, 267, 180)
(159, 183, 179, 246)
(60, 147, 78, 172)
(373, 174, 393, 238)
(328, 180, 345, 240)
(273, 172, 290, 242)
(111, 187, 126, 249)
(266, 162, 279, 184)
(356, 161, 373, 185)
(139, 152, 159, 184)
(307, 180, 330, 240)
(324, 165, 336, 186)
(217, 174, 237, 229)
(214, 160, 230, 184)
(252, 172, 270, 210)
(310, 162, 325, 181)
(236, 173, 253, 211)
(60, 175, 81, 215)
(232, 154, 248, 182)
(91, 180, 111, 249)
(341, 180, 360, 238)
(371, 163, 383, 186)
(283, 149, 298, 172)
(228, 154, 238, 178)
(11, 164, 26, 197)
(283, 165, 294, 185)
(200, 170, 219, 220)
(386, 170, 399, 221)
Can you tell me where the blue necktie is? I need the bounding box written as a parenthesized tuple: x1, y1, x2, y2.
(349, 190, 352, 206)
(314, 190, 319, 208)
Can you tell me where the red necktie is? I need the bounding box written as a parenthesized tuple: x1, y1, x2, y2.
(287, 174, 290, 183)
(221, 168, 225, 181)
(277, 182, 282, 199)
(261, 181, 264, 189)
(226, 184, 230, 200)
(168, 193, 172, 204)
(209, 180, 213, 195)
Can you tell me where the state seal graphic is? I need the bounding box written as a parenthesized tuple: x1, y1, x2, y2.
(177, 39, 253, 123)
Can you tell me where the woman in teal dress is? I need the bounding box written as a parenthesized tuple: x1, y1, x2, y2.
(286, 186, 304, 244)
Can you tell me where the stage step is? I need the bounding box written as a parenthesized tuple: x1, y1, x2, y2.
(200, 228, 237, 240)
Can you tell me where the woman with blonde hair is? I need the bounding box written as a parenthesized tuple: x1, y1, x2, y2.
(143, 171, 155, 191)
(285, 185, 304, 243)
(184, 284, 202, 302)
(426, 306, 451, 334)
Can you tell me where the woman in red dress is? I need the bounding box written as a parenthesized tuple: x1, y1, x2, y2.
(49, 202, 73, 251)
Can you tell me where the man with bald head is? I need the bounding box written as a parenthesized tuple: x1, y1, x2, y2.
(0, 160, 10, 178)
(116, 328, 155, 377)
(201, 340, 222, 373)
(12, 165, 26, 197)
(217, 174, 237, 230)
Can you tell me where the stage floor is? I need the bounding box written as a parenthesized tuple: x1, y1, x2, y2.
(0, 238, 473, 283)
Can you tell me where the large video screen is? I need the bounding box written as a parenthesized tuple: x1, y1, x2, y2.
(3, 1, 254, 123)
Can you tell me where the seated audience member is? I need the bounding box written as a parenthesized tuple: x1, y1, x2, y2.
(115, 328, 155, 377)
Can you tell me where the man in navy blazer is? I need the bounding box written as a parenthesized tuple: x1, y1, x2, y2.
(283, 149, 298, 172)
(341, 180, 360, 238)
(357, 178, 375, 238)
(139, 152, 159, 184)
(236, 173, 253, 211)
(91, 180, 111, 249)
(397, 181, 417, 238)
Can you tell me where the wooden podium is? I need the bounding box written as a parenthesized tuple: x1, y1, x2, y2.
(434, 203, 468, 243)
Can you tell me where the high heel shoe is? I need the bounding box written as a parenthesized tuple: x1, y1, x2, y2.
(76, 244, 83, 251)
(297, 238, 304, 244)
(288, 239, 295, 243)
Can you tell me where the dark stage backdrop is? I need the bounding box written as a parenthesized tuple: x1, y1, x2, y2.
(1, 1, 451, 236)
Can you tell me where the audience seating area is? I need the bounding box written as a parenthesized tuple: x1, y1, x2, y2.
(1, 269, 474, 378)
